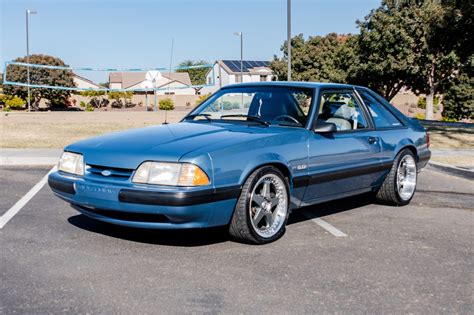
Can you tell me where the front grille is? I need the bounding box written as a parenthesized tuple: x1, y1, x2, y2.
(86, 164, 134, 180)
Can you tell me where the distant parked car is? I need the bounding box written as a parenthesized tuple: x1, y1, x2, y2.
(49, 82, 431, 244)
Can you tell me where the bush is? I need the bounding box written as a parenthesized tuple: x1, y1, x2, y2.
(3, 95, 25, 110)
(441, 116, 458, 122)
(80, 101, 86, 108)
(159, 98, 174, 110)
(414, 113, 425, 120)
(417, 96, 440, 110)
(108, 91, 134, 109)
(85, 104, 94, 112)
(195, 93, 211, 106)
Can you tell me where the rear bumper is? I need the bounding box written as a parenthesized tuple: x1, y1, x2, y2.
(48, 171, 239, 229)
(417, 150, 431, 170)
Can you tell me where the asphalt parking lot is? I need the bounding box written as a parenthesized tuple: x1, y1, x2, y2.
(1, 166, 473, 314)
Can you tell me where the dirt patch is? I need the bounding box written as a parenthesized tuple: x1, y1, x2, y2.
(0, 111, 189, 148)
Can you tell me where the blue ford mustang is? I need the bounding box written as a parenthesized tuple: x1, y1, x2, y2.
(49, 82, 430, 244)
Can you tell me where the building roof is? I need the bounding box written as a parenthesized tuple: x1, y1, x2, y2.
(109, 72, 192, 88)
(73, 74, 102, 88)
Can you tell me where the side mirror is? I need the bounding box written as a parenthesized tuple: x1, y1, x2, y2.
(313, 122, 337, 134)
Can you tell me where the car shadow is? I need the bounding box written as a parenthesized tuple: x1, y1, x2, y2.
(288, 192, 376, 225)
(67, 193, 376, 247)
(67, 215, 230, 247)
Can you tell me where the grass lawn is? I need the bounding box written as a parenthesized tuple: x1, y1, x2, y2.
(1, 112, 473, 151)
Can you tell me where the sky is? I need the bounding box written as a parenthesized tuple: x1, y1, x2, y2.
(1, 0, 380, 82)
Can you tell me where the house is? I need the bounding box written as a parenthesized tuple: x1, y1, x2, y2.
(73, 74, 103, 90)
(108, 72, 195, 95)
(200, 60, 275, 94)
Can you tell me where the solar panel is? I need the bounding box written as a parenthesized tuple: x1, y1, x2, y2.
(222, 60, 270, 73)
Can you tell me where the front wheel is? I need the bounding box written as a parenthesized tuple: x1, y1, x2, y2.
(229, 166, 290, 244)
(376, 149, 417, 206)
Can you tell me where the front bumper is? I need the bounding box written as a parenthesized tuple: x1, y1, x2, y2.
(48, 171, 239, 229)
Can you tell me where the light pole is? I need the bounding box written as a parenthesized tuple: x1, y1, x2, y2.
(287, 0, 291, 81)
(234, 32, 243, 82)
(26, 9, 37, 112)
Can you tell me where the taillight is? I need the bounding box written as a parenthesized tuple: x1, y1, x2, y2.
(426, 132, 430, 148)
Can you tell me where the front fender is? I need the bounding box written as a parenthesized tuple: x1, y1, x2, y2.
(238, 153, 292, 185)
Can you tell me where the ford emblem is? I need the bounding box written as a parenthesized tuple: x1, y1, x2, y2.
(101, 170, 112, 177)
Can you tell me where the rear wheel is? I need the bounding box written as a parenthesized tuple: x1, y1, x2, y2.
(229, 166, 289, 244)
(376, 149, 417, 206)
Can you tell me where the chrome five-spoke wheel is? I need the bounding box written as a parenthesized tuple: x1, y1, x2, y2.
(229, 166, 290, 244)
(396, 155, 417, 201)
(249, 174, 288, 238)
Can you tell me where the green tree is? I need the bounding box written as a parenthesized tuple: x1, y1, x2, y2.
(159, 97, 174, 110)
(347, 2, 420, 100)
(271, 33, 354, 83)
(442, 57, 473, 120)
(176, 60, 209, 94)
(4, 54, 75, 110)
(403, 1, 461, 120)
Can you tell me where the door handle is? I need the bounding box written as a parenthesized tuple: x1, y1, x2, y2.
(368, 137, 377, 145)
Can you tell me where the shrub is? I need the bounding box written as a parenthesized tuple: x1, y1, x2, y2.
(80, 101, 86, 108)
(414, 113, 425, 120)
(85, 104, 94, 112)
(441, 116, 458, 122)
(4, 95, 25, 110)
(108, 91, 134, 109)
(159, 98, 174, 110)
(195, 93, 211, 106)
(417, 96, 440, 110)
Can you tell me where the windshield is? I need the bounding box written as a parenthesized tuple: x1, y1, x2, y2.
(188, 86, 313, 127)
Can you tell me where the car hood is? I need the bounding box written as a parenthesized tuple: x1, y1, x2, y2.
(66, 122, 277, 169)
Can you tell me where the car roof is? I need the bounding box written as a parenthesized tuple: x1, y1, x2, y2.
(221, 81, 358, 90)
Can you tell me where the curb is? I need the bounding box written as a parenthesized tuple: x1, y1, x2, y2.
(428, 161, 474, 180)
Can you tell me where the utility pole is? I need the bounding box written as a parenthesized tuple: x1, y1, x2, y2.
(287, 0, 292, 81)
(26, 9, 37, 112)
(234, 32, 243, 82)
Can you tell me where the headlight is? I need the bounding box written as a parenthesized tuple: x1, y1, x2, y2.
(58, 152, 84, 175)
(132, 162, 210, 186)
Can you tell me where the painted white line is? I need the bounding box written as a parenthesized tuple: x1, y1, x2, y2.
(0, 166, 56, 229)
(303, 213, 347, 237)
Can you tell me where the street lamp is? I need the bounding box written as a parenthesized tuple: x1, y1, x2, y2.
(26, 9, 37, 112)
(287, 0, 291, 81)
(233, 32, 243, 83)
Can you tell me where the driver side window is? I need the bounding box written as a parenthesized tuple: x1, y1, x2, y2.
(318, 91, 368, 132)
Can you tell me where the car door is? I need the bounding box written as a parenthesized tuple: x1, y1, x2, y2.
(303, 88, 383, 204)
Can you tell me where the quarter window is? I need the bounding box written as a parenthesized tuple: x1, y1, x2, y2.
(359, 91, 402, 128)
(318, 91, 368, 131)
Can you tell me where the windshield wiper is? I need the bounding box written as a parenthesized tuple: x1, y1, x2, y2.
(184, 113, 212, 121)
(219, 114, 270, 126)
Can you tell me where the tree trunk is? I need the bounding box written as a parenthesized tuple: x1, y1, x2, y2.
(425, 60, 436, 120)
(425, 86, 435, 120)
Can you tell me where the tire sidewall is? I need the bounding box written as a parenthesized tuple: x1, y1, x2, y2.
(243, 166, 290, 243)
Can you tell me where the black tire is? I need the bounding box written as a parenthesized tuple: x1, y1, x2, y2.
(376, 149, 417, 206)
(228, 166, 290, 244)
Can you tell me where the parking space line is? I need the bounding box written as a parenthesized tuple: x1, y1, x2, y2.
(303, 213, 347, 237)
(0, 166, 56, 229)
